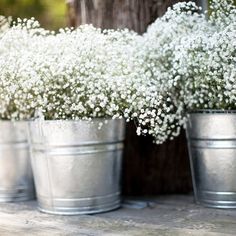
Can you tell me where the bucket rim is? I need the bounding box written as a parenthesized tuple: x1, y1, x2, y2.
(28, 117, 126, 123)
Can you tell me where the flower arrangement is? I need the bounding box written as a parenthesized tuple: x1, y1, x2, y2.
(0, 20, 140, 120)
(172, 0, 236, 111)
(137, 0, 236, 142)
(134, 2, 210, 141)
(1, 0, 234, 145)
(0, 18, 179, 143)
(139, 2, 210, 94)
(174, 22, 236, 111)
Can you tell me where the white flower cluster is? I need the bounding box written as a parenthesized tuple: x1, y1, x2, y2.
(135, 2, 210, 140)
(139, 0, 236, 139)
(0, 19, 51, 120)
(172, 0, 236, 111)
(174, 23, 236, 111)
(0, 18, 179, 143)
(209, 0, 236, 31)
(0, 0, 235, 144)
(140, 2, 210, 94)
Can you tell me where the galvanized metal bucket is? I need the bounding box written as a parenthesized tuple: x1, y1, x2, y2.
(29, 119, 125, 215)
(0, 121, 35, 202)
(186, 111, 236, 208)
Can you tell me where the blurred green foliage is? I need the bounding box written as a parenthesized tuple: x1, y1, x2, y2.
(0, 0, 66, 30)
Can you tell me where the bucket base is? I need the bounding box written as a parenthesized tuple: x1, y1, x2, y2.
(38, 202, 121, 215)
(195, 199, 236, 209)
(195, 191, 236, 209)
(0, 193, 35, 203)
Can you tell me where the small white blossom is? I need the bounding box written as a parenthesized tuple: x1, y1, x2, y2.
(136, 0, 236, 143)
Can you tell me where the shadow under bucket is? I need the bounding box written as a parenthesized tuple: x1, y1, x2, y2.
(29, 118, 125, 215)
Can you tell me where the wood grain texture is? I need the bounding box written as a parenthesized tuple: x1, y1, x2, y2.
(67, 0, 191, 33)
(122, 123, 192, 195)
(67, 0, 194, 195)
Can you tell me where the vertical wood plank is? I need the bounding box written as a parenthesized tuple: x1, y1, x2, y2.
(122, 123, 192, 195)
(68, 0, 193, 34)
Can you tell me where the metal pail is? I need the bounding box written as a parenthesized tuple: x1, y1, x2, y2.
(186, 111, 236, 208)
(0, 121, 35, 202)
(29, 119, 125, 215)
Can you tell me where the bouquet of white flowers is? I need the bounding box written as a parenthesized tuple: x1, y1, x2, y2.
(0, 19, 142, 120)
(175, 23, 236, 111)
(172, 0, 236, 111)
(133, 2, 210, 142)
(0, 18, 179, 143)
(137, 0, 236, 142)
(140, 2, 210, 94)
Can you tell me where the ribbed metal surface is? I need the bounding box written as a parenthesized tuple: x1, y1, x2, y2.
(29, 119, 125, 215)
(0, 121, 35, 202)
(187, 112, 236, 208)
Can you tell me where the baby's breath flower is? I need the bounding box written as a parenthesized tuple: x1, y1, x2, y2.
(172, 0, 236, 112)
(0, 19, 174, 144)
(137, 0, 236, 143)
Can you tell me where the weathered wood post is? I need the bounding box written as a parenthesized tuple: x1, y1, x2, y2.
(67, 0, 195, 34)
(66, 0, 206, 195)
